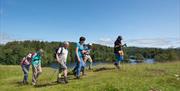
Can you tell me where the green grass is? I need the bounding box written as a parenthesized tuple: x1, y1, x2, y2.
(0, 62, 180, 91)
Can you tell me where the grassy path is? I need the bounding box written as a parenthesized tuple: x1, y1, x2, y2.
(0, 62, 180, 91)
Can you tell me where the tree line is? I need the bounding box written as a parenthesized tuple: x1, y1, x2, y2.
(0, 40, 179, 66)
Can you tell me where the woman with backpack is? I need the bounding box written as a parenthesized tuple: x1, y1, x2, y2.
(114, 36, 124, 69)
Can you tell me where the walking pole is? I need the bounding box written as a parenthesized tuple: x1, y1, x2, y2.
(48, 63, 59, 81)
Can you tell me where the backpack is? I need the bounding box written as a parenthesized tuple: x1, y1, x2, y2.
(54, 47, 63, 59)
(21, 52, 35, 65)
(30, 52, 36, 58)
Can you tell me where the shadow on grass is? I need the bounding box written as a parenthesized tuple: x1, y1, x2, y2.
(93, 67, 115, 72)
(34, 81, 59, 88)
(145, 68, 166, 75)
(14, 76, 81, 88)
(34, 77, 78, 88)
(14, 67, 116, 88)
(14, 80, 65, 88)
(15, 81, 24, 86)
(14, 81, 32, 87)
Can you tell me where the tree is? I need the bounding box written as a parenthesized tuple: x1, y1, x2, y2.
(135, 53, 145, 63)
(0, 41, 179, 66)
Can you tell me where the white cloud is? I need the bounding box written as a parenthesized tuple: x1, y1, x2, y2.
(0, 32, 47, 44)
(126, 37, 180, 48)
(95, 38, 114, 46)
(95, 37, 180, 48)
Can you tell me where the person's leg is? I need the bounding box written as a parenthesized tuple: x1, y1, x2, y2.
(117, 55, 124, 68)
(57, 66, 63, 83)
(114, 54, 120, 69)
(72, 63, 77, 76)
(81, 59, 86, 76)
(22, 65, 26, 82)
(76, 59, 83, 78)
(58, 62, 68, 83)
(114, 53, 118, 64)
(64, 68, 67, 77)
(76, 62, 81, 78)
(64, 68, 68, 83)
(116, 55, 123, 69)
(25, 65, 30, 83)
(119, 55, 124, 62)
(73, 57, 79, 75)
(32, 65, 38, 85)
(36, 65, 42, 79)
(61, 62, 68, 83)
(22, 65, 29, 84)
(83, 56, 88, 63)
(81, 66, 85, 75)
(73, 66, 76, 72)
(88, 56, 93, 70)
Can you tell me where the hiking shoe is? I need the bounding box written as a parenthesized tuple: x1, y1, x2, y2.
(76, 76, 80, 79)
(64, 77, 68, 84)
(22, 80, 28, 84)
(82, 73, 87, 76)
(57, 78, 62, 83)
(23, 81, 29, 85)
(117, 65, 120, 69)
(114, 63, 120, 69)
(32, 82, 36, 86)
(72, 70, 76, 76)
(57, 78, 66, 84)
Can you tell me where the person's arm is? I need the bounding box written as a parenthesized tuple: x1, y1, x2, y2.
(76, 47, 81, 63)
(24, 58, 30, 65)
(81, 48, 88, 55)
(85, 49, 90, 55)
(20, 57, 26, 65)
(115, 42, 122, 48)
(56, 48, 62, 64)
(66, 51, 68, 63)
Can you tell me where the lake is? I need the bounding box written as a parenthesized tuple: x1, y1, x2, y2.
(130, 59, 155, 64)
(49, 59, 155, 69)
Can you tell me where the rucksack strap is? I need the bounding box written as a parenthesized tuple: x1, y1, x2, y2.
(60, 47, 63, 54)
(57, 47, 63, 56)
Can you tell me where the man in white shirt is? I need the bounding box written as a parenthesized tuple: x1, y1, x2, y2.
(56, 41, 69, 83)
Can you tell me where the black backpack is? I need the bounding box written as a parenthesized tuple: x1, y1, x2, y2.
(54, 47, 63, 59)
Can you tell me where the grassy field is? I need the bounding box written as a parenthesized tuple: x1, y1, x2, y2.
(0, 62, 180, 91)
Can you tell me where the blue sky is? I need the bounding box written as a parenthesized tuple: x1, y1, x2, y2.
(0, 0, 180, 48)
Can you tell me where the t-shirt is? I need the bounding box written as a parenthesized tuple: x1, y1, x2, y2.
(114, 40, 122, 53)
(76, 42, 84, 58)
(21, 53, 34, 65)
(57, 47, 68, 63)
(84, 45, 91, 55)
(32, 52, 41, 66)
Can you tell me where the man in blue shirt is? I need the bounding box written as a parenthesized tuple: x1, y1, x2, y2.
(74, 36, 87, 79)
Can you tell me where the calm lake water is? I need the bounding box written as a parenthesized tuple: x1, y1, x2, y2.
(49, 59, 155, 69)
(130, 59, 155, 64)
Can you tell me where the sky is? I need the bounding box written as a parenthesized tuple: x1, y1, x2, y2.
(0, 0, 180, 48)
